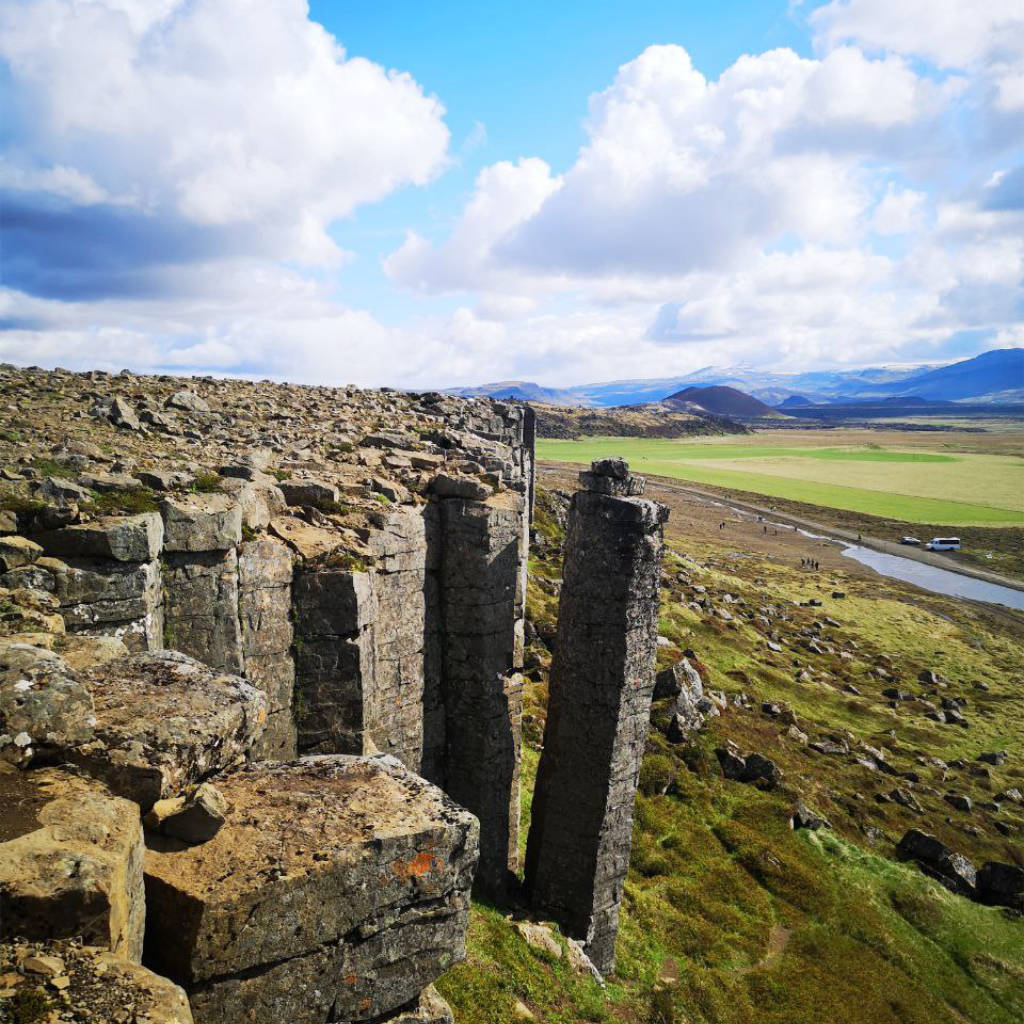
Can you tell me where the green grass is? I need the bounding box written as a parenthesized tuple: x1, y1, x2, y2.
(440, 483, 1024, 1024)
(538, 437, 1024, 525)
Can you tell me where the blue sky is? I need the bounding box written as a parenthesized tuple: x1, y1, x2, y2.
(1, 0, 1022, 387)
(320, 0, 810, 321)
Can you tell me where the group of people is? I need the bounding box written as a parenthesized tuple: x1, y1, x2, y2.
(801, 557, 820, 570)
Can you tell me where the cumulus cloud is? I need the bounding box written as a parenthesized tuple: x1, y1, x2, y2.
(387, 43, 957, 288)
(811, 0, 1024, 111)
(0, 0, 449, 296)
(383, 18, 1022, 377)
(3, 0, 1021, 386)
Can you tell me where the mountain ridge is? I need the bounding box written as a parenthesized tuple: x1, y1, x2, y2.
(445, 348, 1024, 408)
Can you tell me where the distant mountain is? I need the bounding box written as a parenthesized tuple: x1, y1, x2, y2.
(868, 349, 1024, 401)
(777, 395, 813, 408)
(446, 380, 588, 405)
(663, 385, 777, 418)
(444, 348, 1024, 408)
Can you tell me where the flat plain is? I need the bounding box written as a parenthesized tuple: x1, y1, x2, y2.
(538, 429, 1024, 526)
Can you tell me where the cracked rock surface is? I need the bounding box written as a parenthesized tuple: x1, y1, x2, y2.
(144, 754, 478, 1024)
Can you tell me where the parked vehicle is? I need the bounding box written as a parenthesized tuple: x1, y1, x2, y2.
(900, 536, 922, 546)
(926, 537, 961, 551)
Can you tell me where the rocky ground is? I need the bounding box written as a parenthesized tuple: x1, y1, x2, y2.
(0, 363, 538, 1024)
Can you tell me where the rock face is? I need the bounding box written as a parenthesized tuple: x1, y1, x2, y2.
(434, 491, 526, 900)
(0, 367, 541, 1018)
(161, 495, 244, 674)
(39, 514, 165, 651)
(144, 755, 478, 1024)
(524, 459, 667, 975)
(237, 536, 295, 758)
(0, 766, 145, 960)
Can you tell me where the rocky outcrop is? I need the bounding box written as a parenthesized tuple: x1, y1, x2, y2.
(0, 367, 540, 1021)
(161, 494, 244, 674)
(525, 459, 667, 975)
(0, 766, 145, 960)
(144, 755, 478, 1024)
(237, 536, 295, 758)
(6, 650, 266, 810)
(38, 513, 165, 651)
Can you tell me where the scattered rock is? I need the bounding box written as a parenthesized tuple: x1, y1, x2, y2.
(976, 862, 1024, 911)
(514, 921, 562, 959)
(791, 802, 829, 830)
(896, 828, 976, 896)
(144, 782, 229, 844)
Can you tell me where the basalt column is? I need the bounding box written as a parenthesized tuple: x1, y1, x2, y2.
(438, 491, 525, 902)
(524, 459, 667, 975)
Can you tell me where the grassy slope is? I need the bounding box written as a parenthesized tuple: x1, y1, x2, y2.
(437, 488, 1024, 1024)
(537, 438, 1024, 525)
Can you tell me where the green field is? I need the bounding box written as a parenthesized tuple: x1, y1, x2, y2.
(537, 437, 1024, 525)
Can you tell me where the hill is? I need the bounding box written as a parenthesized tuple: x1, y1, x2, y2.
(664, 384, 778, 418)
(533, 401, 750, 439)
(444, 348, 1024, 408)
(778, 394, 814, 408)
(871, 348, 1024, 401)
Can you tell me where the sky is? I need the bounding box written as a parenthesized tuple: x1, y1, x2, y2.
(1, 0, 1022, 388)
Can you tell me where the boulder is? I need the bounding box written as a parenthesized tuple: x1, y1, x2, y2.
(166, 389, 210, 413)
(38, 513, 163, 563)
(376, 986, 454, 1024)
(278, 478, 340, 507)
(791, 802, 829, 831)
(144, 755, 479, 1024)
(37, 475, 91, 504)
(0, 644, 94, 767)
(976, 861, 1024, 911)
(144, 783, 229, 845)
(136, 468, 194, 491)
(65, 651, 265, 810)
(896, 828, 977, 896)
(429, 473, 492, 500)
(0, 536, 43, 573)
(161, 494, 241, 552)
(0, 941, 193, 1023)
(0, 766, 145, 959)
(715, 746, 748, 781)
(108, 396, 141, 430)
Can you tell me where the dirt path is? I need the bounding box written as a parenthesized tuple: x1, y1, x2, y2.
(733, 924, 792, 975)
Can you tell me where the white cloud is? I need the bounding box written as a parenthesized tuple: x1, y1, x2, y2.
(380, 33, 1021, 382)
(0, 0, 449, 265)
(3, 1, 1021, 387)
(387, 44, 955, 290)
(811, 0, 1024, 112)
(872, 184, 927, 234)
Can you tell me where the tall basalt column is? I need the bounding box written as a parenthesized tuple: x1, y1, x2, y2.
(438, 491, 525, 902)
(524, 459, 667, 975)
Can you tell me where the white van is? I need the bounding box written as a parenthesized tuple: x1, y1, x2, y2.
(926, 537, 961, 551)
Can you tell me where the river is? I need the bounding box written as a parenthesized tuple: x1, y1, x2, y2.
(838, 544, 1024, 611)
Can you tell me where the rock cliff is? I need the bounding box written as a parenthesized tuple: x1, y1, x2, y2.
(0, 366, 535, 1023)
